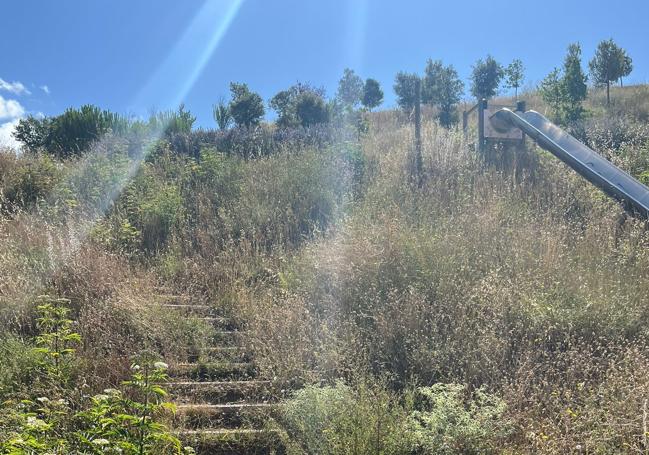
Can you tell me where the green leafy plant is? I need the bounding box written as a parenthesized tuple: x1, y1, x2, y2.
(74, 354, 190, 455)
(405, 384, 511, 455)
(33, 295, 81, 384)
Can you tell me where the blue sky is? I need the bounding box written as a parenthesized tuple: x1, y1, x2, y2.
(1, 0, 648, 144)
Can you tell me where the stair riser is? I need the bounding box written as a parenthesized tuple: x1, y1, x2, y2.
(174, 409, 270, 429)
(170, 364, 256, 381)
(170, 383, 278, 404)
(180, 431, 284, 455)
(187, 349, 251, 364)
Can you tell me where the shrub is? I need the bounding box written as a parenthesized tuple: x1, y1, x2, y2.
(406, 384, 511, 454)
(282, 380, 406, 454)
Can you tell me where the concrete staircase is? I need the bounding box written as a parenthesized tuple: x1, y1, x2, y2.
(161, 297, 286, 454)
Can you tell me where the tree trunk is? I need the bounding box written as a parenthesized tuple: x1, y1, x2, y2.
(606, 81, 610, 106)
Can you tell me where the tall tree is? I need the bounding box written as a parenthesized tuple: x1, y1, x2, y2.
(228, 82, 265, 128)
(589, 39, 633, 106)
(393, 72, 420, 112)
(505, 59, 525, 99)
(362, 78, 383, 111)
(470, 55, 504, 100)
(212, 97, 232, 130)
(336, 68, 364, 108)
(422, 59, 464, 127)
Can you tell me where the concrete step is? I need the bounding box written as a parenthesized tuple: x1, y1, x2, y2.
(169, 380, 278, 404)
(211, 330, 247, 346)
(178, 428, 285, 455)
(170, 362, 257, 381)
(174, 403, 274, 430)
(188, 346, 251, 364)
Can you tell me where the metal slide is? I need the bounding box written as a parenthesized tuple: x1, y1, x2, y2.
(490, 108, 649, 218)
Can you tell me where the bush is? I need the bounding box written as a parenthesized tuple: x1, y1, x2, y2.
(282, 380, 406, 454)
(406, 384, 511, 454)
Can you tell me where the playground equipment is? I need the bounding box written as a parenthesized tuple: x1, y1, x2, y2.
(463, 99, 649, 218)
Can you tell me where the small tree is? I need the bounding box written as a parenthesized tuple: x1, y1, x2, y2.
(422, 59, 464, 127)
(228, 82, 265, 128)
(539, 68, 563, 120)
(470, 55, 504, 100)
(561, 43, 588, 122)
(539, 43, 588, 124)
(336, 68, 364, 108)
(394, 72, 420, 112)
(295, 91, 329, 127)
(212, 97, 232, 130)
(505, 59, 525, 99)
(270, 83, 328, 128)
(589, 38, 633, 106)
(362, 78, 383, 111)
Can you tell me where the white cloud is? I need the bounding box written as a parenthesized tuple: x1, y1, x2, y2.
(0, 95, 25, 120)
(40, 85, 50, 95)
(0, 118, 21, 150)
(0, 78, 30, 95)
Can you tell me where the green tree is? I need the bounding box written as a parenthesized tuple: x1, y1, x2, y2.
(270, 83, 327, 128)
(539, 68, 563, 121)
(589, 38, 633, 106)
(228, 82, 265, 128)
(212, 97, 232, 130)
(295, 91, 330, 127)
(14, 105, 131, 158)
(362, 78, 383, 111)
(505, 59, 525, 99)
(561, 43, 588, 122)
(336, 68, 364, 108)
(422, 59, 464, 127)
(540, 43, 587, 124)
(394, 72, 420, 111)
(470, 55, 504, 100)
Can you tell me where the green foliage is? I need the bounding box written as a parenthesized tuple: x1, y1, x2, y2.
(561, 43, 588, 121)
(295, 91, 329, 127)
(282, 380, 406, 455)
(504, 58, 525, 98)
(406, 384, 510, 454)
(0, 337, 41, 398)
(393, 72, 420, 112)
(13, 105, 132, 158)
(589, 38, 633, 105)
(212, 98, 232, 130)
(74, 357, 187, 455)
(0, 152, 61, 212)
(151, 104, 196, 137)
(540, 43, 588, 124)
(362, 78, 383, 111)
(228, 82, 265, 128)
(336, 68, 364, 108)
(270, 83, 328, 128)
(469, 55, 504, 100)
(33, 295, 81, 384)
(422, 59, 464, 127)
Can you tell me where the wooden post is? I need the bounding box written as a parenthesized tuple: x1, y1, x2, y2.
(462, 110, 468, 140)
(477, 98, 487, 154)
(412, 78, 423, 185)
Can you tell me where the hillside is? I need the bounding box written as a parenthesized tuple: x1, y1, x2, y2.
(2, 84, 649, 453)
